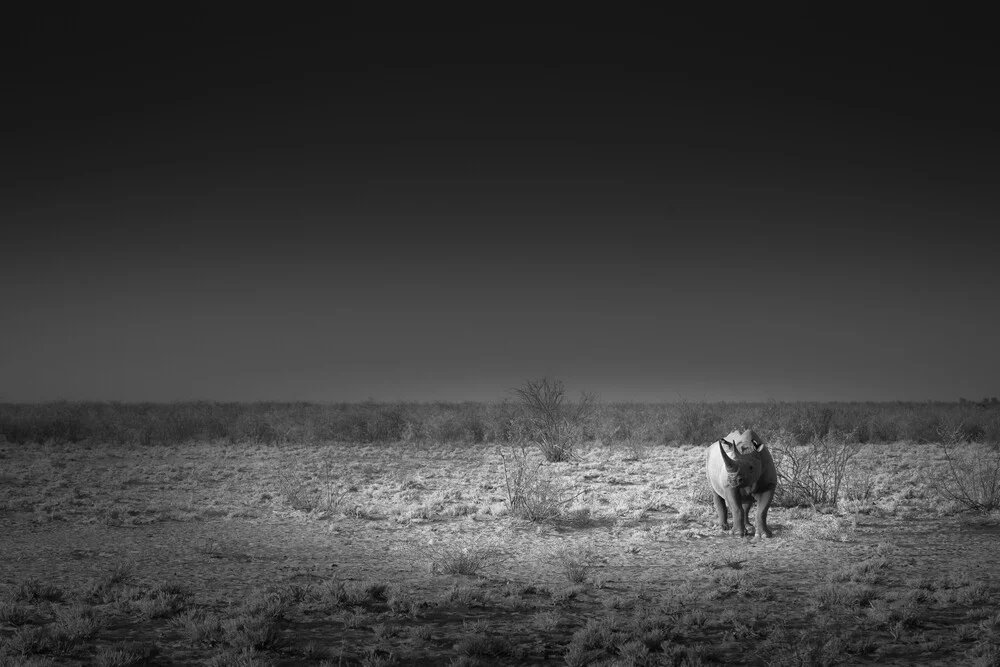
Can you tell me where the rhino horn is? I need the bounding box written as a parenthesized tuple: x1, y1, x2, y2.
(718, 440, 739, 470)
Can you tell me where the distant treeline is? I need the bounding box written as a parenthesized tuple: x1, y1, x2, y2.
(1, 400, 998, 447)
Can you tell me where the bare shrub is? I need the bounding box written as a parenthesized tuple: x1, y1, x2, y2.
(271, 455, 352, 515)
(513, 378, 597, 462)
(424, 539, 507, 576)
(557, 550, 590, 583)
(496, 444, 581, 522)
(772, 431, 862, 507)
(938, 425, 1000, 512)
(274, 470, 315, 512)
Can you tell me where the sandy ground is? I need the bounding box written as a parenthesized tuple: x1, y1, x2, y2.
(1, 439, 999, 665)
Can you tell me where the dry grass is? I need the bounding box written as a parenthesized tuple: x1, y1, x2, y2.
(1, 405, 999, 664)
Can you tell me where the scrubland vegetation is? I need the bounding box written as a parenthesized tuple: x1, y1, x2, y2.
(2, 385, 1000, 664)
(2, 393, 999, 449)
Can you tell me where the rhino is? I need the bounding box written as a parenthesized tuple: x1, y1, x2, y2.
(705, 428, 777, 538)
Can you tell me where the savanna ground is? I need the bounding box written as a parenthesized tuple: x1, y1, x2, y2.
(2, 398, 1000, 666)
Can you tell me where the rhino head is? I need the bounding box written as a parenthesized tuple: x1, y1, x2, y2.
(718, 430, 765, 488)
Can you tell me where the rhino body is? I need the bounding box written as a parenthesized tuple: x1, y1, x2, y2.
(705, 428, 777, 538)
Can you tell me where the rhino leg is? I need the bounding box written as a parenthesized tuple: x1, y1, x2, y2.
(741, 499, 755, 536)
(754, 488, 774, 538)
(711, 492, 729, 531)
(726, 489, 749, 537)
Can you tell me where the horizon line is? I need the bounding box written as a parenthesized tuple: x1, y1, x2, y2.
(2, 397, 995, 406)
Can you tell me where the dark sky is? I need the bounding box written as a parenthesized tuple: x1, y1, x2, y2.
(3, 9, 998, 403)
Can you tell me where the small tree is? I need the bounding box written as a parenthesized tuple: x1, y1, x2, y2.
(771, 431, 862, 507)
(513, 378, 597, 462)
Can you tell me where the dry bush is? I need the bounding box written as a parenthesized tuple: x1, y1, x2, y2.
(938, 425, 1000, 512)
(424, 540, 507, 576)
(513, 377, 597, 462)
(771, 431, 862, 507)
(557, 551, 590, 583)
(496, 444, 581, 522)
